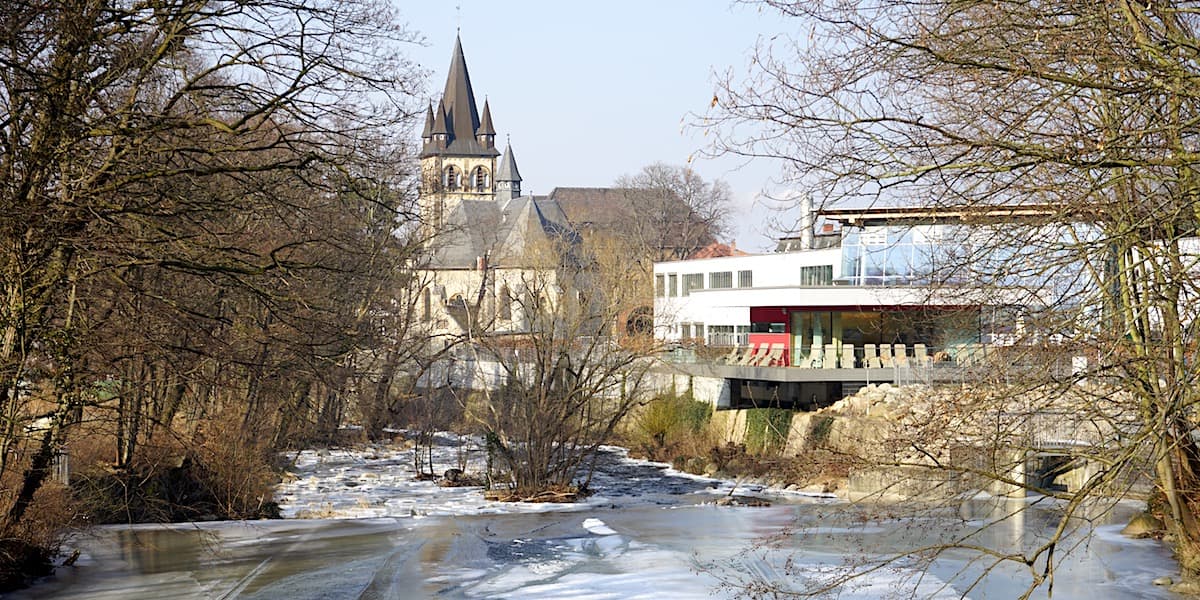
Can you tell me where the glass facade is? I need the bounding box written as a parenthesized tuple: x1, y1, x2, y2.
(839, 225, 951, 286)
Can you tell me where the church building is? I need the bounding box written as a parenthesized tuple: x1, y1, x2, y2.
(415, 35, 577, 339)
(415, 35, 713, 342)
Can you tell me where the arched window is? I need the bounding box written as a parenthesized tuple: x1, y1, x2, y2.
(499, 284, 512, 320)
(444, 165, 461, 191)
(472, 166, 490, 192)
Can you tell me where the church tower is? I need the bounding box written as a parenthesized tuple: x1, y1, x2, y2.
(495, 142, 522, 202)
(419, 34, 501, 230)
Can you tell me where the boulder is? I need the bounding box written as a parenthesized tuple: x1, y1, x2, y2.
(1121, 512, 1165, 539)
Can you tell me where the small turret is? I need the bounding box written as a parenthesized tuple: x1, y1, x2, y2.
(495, 142, 522, 202)
(421, 103, 435, 141)
(477, 100, 496, 148)
(431, 99, 449, 150)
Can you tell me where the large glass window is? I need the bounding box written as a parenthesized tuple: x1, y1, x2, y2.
(839, 224, 955, 285)
(738, 270, 753, 288)
(668, 274, 678, 297)
(793, 311, 834, 366)
(655, 274, 665, 298)
(683, 273, 704, 296)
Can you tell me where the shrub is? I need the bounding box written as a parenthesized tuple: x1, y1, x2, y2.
(744, 408, 794, 455)
(0, 480, 74, 592)
(71, 412, 280, 524)
(631, 393, 713, 459)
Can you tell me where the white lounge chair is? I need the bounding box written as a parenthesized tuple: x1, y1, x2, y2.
(879, 344, 894, 368)
(864, 343, 882, 368)
(840, 343, 855, 369)
(823, 344, 838, 369)
(738, 344, 764, 365)
(761, 343, 785, 367)
(913, 343, 929, 366)
(893, 344, 909, 367)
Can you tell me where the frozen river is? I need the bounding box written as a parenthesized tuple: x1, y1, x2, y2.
(13, 437, 1185, 599)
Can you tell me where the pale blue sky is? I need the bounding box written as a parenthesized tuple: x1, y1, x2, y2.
(397, 1, 796, 252)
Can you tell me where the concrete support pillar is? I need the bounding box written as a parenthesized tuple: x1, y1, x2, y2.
(991, 448, 1028, 498)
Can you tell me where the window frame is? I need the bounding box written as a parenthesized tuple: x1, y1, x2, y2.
(709, 271, 733, 289)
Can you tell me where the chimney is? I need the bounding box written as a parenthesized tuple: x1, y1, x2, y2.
(800, 194, 815, 250)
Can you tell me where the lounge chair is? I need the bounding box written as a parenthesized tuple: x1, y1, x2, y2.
(738, 344, 765, 365)
(864, 343, 882, 368)
(722, 346, 742, 364)
(823, 343, 838, 369)
(807, 346, 824, 368)
(893, 344, 909, 367)
(913, 343, 929, 366)
(879, 344, 894, 368)
(840, 343, 855, 369)
(761, 343, 785, 367)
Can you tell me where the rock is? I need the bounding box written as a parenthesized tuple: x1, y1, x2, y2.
(1121, 512, 1165, 539)
(713, 495, 772, 507)
(443, 468, 464, 483)
(1153, 576, 1173, 586)
(1170, 580, 1200, 595)
(704, 462, 720, 477)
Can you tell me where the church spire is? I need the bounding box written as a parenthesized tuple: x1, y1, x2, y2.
(442, 34, 481, 143)
(420, 33, 499, 158)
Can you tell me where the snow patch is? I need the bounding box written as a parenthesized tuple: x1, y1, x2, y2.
(582, 518, 617, 535)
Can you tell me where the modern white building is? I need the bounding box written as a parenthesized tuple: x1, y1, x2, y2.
(653, 205, 1040, 409)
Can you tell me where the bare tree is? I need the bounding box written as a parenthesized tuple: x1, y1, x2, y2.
(614, 163, 732, 263)
(0, 0, 421, 584)
(453, 229, 660, 501)
(701, 0, 1200, 595)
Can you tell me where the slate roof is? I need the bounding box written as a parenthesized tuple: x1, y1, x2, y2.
(497, 144, 522, 183)
(547, 187, 696, 229)
(421, 35, 499, 158)
(426, 196, 576, 269)
(478, 100, 495, 136)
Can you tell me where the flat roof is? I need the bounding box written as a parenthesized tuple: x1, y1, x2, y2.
(819, 204, 1096, 227)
